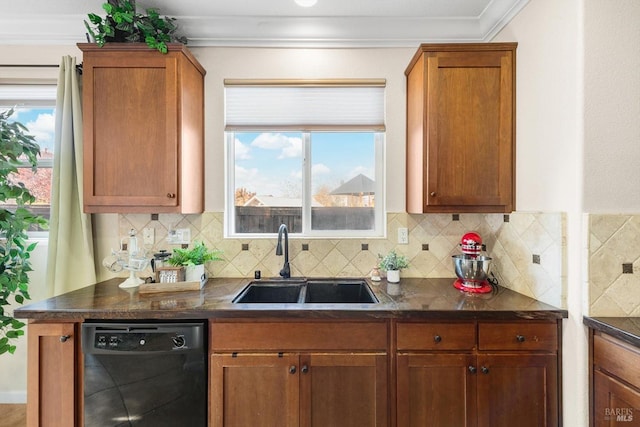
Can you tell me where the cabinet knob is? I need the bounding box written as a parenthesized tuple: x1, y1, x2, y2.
(301, 365, 309, 374)
(468, 365, 477, 374)
(516, 335, 525, 343)
(167, 193, 176, 199)
(430, 192, 436, 197)
(481, 366, 489, 374)
(289, 365, 297, 374)
(433, 335, 442, 343)
(59, 335, 71, 343)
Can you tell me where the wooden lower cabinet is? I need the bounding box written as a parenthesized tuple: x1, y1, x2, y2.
(209, 320, 389, 427)
(210, 353, 299, 427)
(26, 321, 80, 427)
(397, 353, 476, 426)
(395, 320, 560, 427)
(476, 353, 558, 427)
(594, 371, 640, 426)
(590, 330, 640, 426)
(301, 353, 387, 427)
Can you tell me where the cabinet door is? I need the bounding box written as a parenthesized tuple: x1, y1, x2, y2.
(26, 322, 78, 427)
(476, 354, 558, 427)
(210, 353, 299, 427)
(397, 353, 476, 427)
(301, 353, 388, 427)
(83, 53, 179, 211)
(594, 371, 640, 426)
(425, 49, 514, 211)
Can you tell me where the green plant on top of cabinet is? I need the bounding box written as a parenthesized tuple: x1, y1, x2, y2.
(79, 42, 205, 214)
(84, 0, 187, 53)
(405, 43, 517, 213)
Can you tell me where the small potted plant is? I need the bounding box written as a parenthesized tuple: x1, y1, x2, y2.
(84, 0, 187, 53)
(166, 241, 222, 283)
(378, 250, 409, 284)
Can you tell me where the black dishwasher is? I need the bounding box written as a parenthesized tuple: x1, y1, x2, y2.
(82, 322, 207, 427)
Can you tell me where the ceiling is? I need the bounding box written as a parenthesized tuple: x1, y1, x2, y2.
(0, 0, 529, 48)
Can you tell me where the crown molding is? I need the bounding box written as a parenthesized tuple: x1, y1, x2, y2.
(0, 1, 528, 48)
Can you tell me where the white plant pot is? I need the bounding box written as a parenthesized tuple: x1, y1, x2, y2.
(185, 264, 206, 283)
(386, 269, 400, 283)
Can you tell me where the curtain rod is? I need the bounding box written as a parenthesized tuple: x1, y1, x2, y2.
(0, 64, 83, 74)
(0, 64, 59, 68)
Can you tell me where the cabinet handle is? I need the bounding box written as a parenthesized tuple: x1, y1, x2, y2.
(468, 365, 477, 374)
(301, 365, 309, 374)
(516, 335, 525, 343)
(433, 335, 442, 343)
(167, 193, 176, 199)
(289, 365, 297, 374)
(430, 192, 436, 197)
(59, 335, 71, 343)
(481, 366, 489, 374)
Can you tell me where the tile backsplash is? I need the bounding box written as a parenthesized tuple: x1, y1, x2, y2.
(589, 214, 640, 316)
(118, 211, 566, 308)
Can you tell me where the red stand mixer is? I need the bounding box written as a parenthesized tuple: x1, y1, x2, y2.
(452, 232, 493, 293)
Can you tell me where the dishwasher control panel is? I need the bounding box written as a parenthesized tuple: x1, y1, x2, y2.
(82, 322, 204, 354)
(92, 332, 186, 351)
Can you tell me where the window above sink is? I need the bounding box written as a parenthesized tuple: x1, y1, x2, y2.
(224, 80, 386, 239)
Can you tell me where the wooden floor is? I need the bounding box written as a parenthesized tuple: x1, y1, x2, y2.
(0, 404, 26, 427)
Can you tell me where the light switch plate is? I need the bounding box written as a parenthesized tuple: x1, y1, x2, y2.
(143, 227, 154, 245)
(167, 228, 191, 244)
(397, 227, 409, 244)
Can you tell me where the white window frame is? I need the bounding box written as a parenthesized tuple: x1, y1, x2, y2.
(225, 130, 386, 239)
(0, 84, 57, 238)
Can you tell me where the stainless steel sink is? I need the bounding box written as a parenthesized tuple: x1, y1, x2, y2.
(232, 279, 378, 304)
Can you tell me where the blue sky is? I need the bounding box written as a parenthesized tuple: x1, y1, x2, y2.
(234, 132, 375, 197)
(3, 107, 56, 153)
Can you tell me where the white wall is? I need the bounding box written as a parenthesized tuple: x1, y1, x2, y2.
(494, 1, 588, 426)
(583, 1, 640, 212)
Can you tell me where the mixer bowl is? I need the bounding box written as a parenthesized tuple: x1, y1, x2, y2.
(452, 254, 492, 285)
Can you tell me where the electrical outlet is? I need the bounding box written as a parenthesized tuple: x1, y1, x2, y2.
(397, 227, 409, 244)
(143, 227, 154, 245)
(167, 228, 191, 244)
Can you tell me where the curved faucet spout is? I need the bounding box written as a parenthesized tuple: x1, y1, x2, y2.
(276, 223, 290, 278)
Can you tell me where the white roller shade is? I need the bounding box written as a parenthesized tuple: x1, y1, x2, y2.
(0, 84, 57, 107)
(225, 80, 385, 131)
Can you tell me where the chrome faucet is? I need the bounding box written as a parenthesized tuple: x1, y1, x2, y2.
(275, 223, 290, 278)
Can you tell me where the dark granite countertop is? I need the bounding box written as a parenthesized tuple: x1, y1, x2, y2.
(583, 316, 640, 348)
(15, 277, 567, 321)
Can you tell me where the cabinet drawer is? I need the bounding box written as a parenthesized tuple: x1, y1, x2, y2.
(478, 322, 557, 351)
(210, 320, 388, 352)
(396, 322, 476, 351)
(594, 333, 640, 387)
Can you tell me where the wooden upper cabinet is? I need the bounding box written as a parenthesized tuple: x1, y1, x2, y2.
(78, 43, 205, 213)
(405, 43, 517, 213)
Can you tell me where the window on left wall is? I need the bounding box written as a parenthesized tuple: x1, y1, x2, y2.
(0, 84, 57, 233)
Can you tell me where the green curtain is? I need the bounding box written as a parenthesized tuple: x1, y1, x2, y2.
(46, 56, 96, 295)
